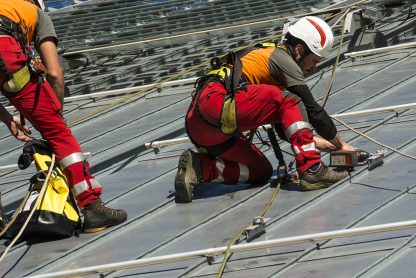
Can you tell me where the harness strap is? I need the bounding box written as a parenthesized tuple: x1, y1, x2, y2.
(196, 136, 237, 157)
(266, 126, 286, 167)
(0, 16, 43, 96)
(190, 42, 287, 155)
(0, 16, 24, 42)
(0, 53, 16, 91)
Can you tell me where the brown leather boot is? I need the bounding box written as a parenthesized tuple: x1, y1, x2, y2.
(174, 149, 202, 203)
(300, 163, 349, 191)
(82, 198, 127, 233)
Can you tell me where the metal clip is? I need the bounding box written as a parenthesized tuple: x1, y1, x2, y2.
(244, 217, 269, 242)
(36, 170, 58, 182)
(366, 149, 386, 171)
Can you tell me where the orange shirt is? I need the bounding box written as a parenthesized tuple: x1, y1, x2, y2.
(0, 0, 39, 45)
(241, 48, 280, 87)
(241, 46, 305, 90)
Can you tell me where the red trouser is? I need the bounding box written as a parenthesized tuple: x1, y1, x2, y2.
(0, 36, 101, 208)
(186, 82, 321, 184)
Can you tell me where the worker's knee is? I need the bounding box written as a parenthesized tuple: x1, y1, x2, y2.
(248, 159, 273, 185)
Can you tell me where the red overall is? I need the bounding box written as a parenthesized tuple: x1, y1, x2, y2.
(0, 36, 101, 208)
(186, 81, 321, 185)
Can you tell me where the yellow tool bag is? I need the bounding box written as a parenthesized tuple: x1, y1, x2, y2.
(7, 140, 80, 239)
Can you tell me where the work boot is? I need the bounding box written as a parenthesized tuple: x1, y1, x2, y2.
(175, 149, 202, 203)
(82, 198, 127, 233)
(299, 163, 349, 191)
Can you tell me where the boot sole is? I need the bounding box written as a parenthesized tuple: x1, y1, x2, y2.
(174, 150, 194, 203)
(83, 218, 127, 233)
(84, 226, 107, 233)
(299, 180, 333, 191)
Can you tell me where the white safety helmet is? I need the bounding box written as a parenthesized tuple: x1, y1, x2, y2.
(287, 16, 334, 58)
(24, 0, 46, 11)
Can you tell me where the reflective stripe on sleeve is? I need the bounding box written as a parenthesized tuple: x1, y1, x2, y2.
(284, 121, 313, 139)
(292, 143, 318, 154)
(302, 142, 318, 152)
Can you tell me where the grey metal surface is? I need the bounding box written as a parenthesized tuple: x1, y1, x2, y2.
(1, 0, 416, 277)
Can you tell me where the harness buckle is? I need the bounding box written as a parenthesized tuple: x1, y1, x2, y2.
(206, 66, 232, 80)
(29, 58, 46, 83)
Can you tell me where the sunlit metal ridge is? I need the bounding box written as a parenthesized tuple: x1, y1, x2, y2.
(345, 42, 416, 58)
(28, 219, 416, 278)
(145, 102, 416, 149)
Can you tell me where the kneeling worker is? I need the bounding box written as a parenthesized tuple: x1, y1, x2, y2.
(175, 16, 357, 202)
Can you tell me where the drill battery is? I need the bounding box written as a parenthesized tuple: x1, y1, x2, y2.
(330, 150, 370, 168)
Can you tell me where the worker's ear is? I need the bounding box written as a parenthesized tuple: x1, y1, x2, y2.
(294, 44, 304, 60)
(294, 44, 304, 57)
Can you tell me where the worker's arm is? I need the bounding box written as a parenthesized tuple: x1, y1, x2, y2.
(287, 84, 356, 152)
(34, 8, 64, 107)
(287, 84, 336, 139)
(0, 105, 31, 142)
(314, 134, 356, 152)
(38, 38, 64, 107)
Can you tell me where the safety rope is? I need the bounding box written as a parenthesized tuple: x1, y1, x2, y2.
(66, 7, 356, 127)
(216, 182, 281, 278)
(62, 3, 369, 56)
(332, 117, 416, 160)
(0, 154, 56, 263)
(319, 8, 351, 108)
(67, 59, 212, 127)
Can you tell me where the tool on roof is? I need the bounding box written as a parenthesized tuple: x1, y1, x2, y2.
(330, 149, 385, 170)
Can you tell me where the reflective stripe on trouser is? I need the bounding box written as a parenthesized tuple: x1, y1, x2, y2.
(59, 153, 102, 207)
(211, 158, 250, 184)
(196, 135, 272, 185)
(2, 37, 102, 208)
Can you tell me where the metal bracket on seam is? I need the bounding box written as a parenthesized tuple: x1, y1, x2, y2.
(244, 217, 269, 242)
(366, 150, 385, 171)
(206, 255, 215, 265)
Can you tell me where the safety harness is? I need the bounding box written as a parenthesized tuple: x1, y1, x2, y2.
(190, 42, 285, 155)
(0, 15, 45, 97)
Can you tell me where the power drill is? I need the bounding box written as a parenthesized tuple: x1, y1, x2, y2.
(329, 150, 370, 168)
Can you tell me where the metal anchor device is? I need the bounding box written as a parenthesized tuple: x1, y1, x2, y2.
(244, 216, 270, 242)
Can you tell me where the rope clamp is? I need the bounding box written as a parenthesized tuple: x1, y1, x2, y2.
(277, 164, 288, 181)
(244, 216, 270, 242)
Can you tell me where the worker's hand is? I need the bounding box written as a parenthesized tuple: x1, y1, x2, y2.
(326, 134, 357, 153)
(314, 136, 336, 152)
(6, 116, 32, 142)
(338, 141, 357, 152)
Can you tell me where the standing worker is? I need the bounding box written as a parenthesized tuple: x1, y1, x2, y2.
(175, 16, 357, 203)
(0, 0, 127, 232)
